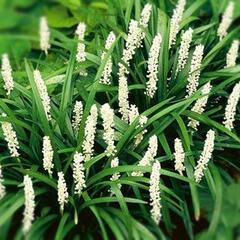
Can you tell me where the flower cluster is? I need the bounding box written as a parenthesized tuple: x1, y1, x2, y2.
(188, 82, 212, 130)
(22, 175, 35, 234)
(57, 172, 69, 211)
(100, 32, 116, 85)
(226, 40, 239, 68)
(73, 152, 86, 195)
(149, 161, 161, 224)
(173, 138, 185, 175)
(72, 101, 83, 132)
(139, 3, 152, 28)
(76, 22, 86, 63)
(0, 166, 6, 200)
(169, 0, 186, 49)
(83, 104, 98, 161)
(1, 113, 20, 157)
(194, 130, 215, 183)
(223, 82, 240, 130)
(101, 103, 116, 156)
(39, 16, 50, 54)
(145, 33, 162, 98)
(176, 28, 193, 75)
(1, 54, 14, 95)
(132, 135, 158, 176)
(34, 70, 52, 121)
(186, 45, 204, 97)
(217, 1, 234, 40)
(42, 136, 54, 175)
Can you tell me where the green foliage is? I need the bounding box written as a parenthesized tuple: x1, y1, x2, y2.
(0, 0, 240, 239)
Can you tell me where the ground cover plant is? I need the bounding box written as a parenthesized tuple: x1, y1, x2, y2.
(0, 0, 240, 239)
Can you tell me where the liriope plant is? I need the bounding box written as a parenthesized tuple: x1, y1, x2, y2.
(0, 0, 240, 239)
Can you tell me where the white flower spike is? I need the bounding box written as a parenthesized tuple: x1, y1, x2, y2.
(1, 113, 20, 157)
(194, 130, 215, 183)
(223, 82, 240, 130)
(33, 70, 52, 121)
(169, 0, 186, 49)
(76, 22, 86, 63)
(186, 44, 204, 97)
(226, 40, 239, 68)
(174, 138, 185, 175)
(0, 165, 6, 200)
(72, 101, 83, 133)
(42, 136, 54, 176)
(39, 16, 50, 54)
(145, 33, 162, 98)
(73, 152, 86, 195)
(57, 172, 69, 212)
(149, 161, 161, 224)
(23, 175, 35, 234)
(217, 1, 234, 40)
(1, 54, 14, 95)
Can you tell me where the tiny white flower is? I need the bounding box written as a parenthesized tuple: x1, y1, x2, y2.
(83, 104, 98, 161)
(72, 101, 83, 133)
(149, 161, 161, 224)
(176, 28, 193, 75)
(73, 152, 86, 195)
(226, 40, 239, 68)
(1, 113, 20, 157)
(39, 16, 50, 54)
(145, 33, 162, 98)
(188, 82, 212, 130)
(57, 172, 69, 211)
(100, 32, 116, 85)
(33, 70, 52, 121)
(101, 103, 116, 156)
(223, 82, 240, 130)
(186, 45, 204, 97)
(22, 175, 35, 234)
(217, 1, 234, 40)
(132, 135, 158, 176)
(173, 138, 185, 175)
(42, 136, 54, 175)
(1, 54, 14, 95)
(0, 165, 6, 200)
(169, 0, 186, 49)
(194, 130, 215, 183)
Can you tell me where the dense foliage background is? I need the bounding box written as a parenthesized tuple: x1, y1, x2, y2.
(0, 0, 240, 239)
